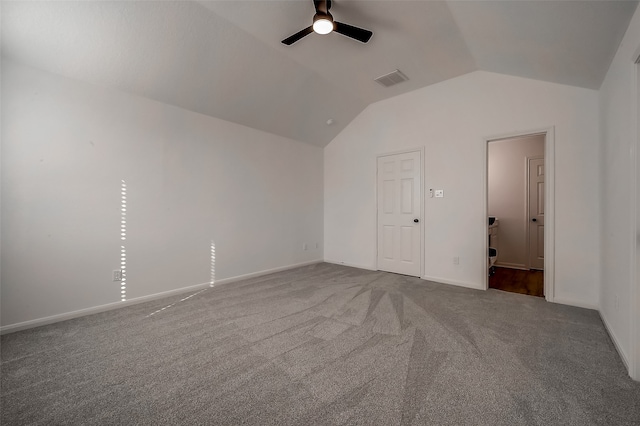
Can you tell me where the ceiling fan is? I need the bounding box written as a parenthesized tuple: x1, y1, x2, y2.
(281, 0, 373, 46)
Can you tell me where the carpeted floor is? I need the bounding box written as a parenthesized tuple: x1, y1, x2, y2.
(2, 263, 639, 425)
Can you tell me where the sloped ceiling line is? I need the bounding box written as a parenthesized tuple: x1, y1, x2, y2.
(2, 0, 637, 147)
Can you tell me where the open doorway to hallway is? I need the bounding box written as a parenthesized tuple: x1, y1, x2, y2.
(487, 134, 545, 297)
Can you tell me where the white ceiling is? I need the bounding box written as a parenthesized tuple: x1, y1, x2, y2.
(2, 1, 637, 147)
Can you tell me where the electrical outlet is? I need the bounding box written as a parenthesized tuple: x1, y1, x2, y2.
(435, 189, 444, 198)
(113, 269, 122, 282)
(453, 256, 460, 265)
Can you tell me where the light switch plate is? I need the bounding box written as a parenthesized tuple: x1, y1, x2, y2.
(435, 189, 444, 198)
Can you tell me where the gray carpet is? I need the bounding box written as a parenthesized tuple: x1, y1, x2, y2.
(2, 263, 640, 425)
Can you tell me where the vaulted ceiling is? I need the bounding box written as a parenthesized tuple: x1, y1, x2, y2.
(2, 1, 637, 146)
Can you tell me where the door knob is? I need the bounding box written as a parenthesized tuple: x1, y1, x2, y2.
(414, 219, 419, 223)
(532, 218, 537, 222)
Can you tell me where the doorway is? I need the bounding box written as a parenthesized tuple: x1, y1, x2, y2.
(486, 132, 551, 298)
(376, 149, 423, 277)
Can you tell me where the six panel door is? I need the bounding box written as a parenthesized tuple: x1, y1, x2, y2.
(377, 151, 422, 277)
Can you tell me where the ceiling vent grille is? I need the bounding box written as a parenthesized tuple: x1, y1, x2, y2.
(374, 69, 409, 87)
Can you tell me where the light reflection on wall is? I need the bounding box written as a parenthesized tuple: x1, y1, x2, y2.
(210, 240, 216, 287)
(120, 180, 127, 301)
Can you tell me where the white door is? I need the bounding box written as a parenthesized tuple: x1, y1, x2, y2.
(528, 157, 544, 270)
(377, 151, 422, 277)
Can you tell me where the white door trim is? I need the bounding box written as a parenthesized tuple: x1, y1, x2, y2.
(630, 51, 640, 381)
(483, 128, 555, 302)
(526, 155, 545, 271)
(375, 147, 425, 278)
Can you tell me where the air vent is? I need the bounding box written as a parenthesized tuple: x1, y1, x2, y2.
(374, 69, 409, 87)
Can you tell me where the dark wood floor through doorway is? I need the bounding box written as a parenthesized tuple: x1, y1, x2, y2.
(489, 267, 544, 297)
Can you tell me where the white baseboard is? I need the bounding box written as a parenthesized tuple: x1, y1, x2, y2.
(494, 262, 528, 270)
(599, 310, 630, 371)
(0, 259, 323, 335)
(421, 275, 483, 291)
(0, 281, 216, 335)
(323, 259, 376, 271)
(551, 297, 598, 311)
(213, 259, 324, 285)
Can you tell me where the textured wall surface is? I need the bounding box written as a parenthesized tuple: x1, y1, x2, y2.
(325, 70, 600, 308)
(1, 60, 324, 327)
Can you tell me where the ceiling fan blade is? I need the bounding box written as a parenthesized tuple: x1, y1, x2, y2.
(281, 26, 314, 45)
(334, 22, 373, 43)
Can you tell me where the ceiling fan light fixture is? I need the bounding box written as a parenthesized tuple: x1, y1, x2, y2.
(313, 13, 334, 35)
(281, 1, 372, 45)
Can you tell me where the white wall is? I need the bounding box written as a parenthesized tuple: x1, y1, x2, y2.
(488, 135, 545, 269)
(1, 60, 324, 329)
(599, 6, 640, 380)
(325, 70, 600, 308)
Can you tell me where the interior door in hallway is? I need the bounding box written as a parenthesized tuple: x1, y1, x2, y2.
(528, 157, 545, 270)
(377, 151, 422, 277)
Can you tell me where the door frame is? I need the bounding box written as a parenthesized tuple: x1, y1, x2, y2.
(526, 155, 545, 271)
(483, 128, 555, 302)
(375, 147, 425, 277)
(631, 51, 640, 381)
